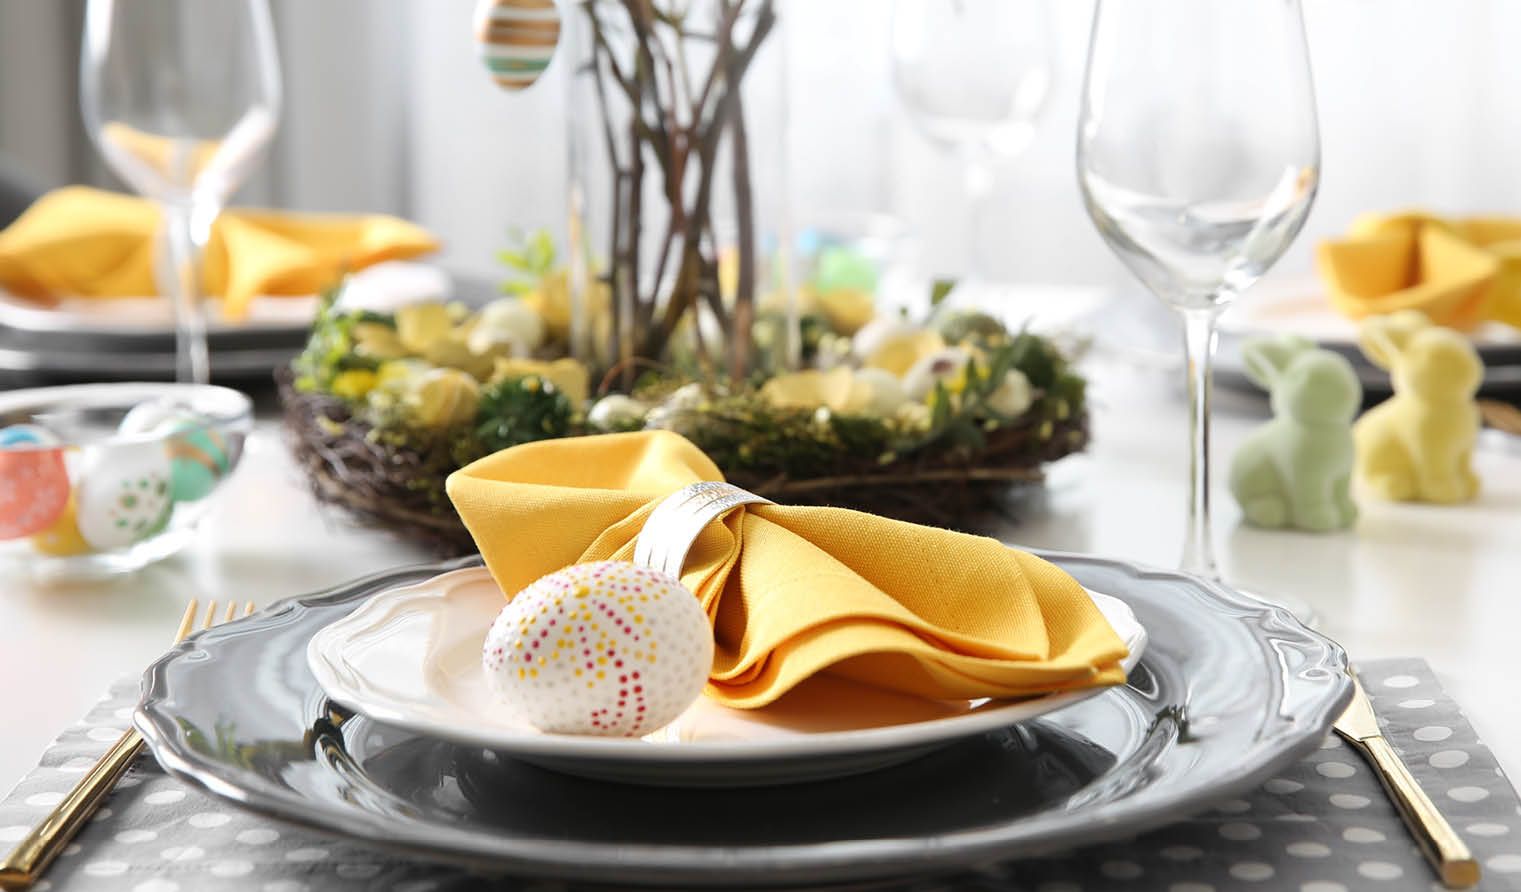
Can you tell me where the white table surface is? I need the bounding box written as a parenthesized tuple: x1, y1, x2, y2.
(1, 362, 1517, 794)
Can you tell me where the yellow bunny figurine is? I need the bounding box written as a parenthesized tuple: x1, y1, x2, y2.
(1353, 311, 1483, 503)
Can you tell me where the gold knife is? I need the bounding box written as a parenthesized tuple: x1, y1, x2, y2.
(1332, 673, 1479, 889)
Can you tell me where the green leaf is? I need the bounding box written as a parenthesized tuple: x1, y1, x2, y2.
(930, 279, 957, 308)
(497, 249, 530, 271)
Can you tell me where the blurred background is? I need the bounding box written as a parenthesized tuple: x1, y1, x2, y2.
(3, 0, 1521, 288)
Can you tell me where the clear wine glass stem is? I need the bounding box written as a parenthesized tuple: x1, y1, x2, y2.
(161, 202, 214, 385)
(1180, 306, 1220, 579)
(961, 146, 995, 279)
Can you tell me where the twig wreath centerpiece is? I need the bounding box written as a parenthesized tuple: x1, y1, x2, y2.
(276, 0, 1091, 552)
(280, 259, 1088, 551)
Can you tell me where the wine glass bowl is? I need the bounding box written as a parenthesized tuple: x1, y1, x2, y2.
(890, 0, 1053, 159)
(80, 0, 282, 384)
(890, 0, 1055, 277)
(1077, 0, 1320, 576)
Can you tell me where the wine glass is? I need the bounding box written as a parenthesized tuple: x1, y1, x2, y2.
(889, 0, 1053, 278)
(1077, 0, 1319, 579)
(81, 0, 282, 385)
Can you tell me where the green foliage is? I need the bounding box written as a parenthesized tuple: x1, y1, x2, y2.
(497, 228, 558, 295)
(929, 278, 958, 309)
(474, 375, 575, 453)
(291, 282, 387, 393)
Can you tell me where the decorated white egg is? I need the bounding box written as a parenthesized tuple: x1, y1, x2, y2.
(473, 0, 560, 92)
(0, 443, 70, 540)
(482, 560, 713, 737)
(75, 441, 173, 550)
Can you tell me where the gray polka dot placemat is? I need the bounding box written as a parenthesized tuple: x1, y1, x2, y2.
(2, 658, 1519, 891)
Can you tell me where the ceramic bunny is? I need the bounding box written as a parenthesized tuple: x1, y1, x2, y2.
(1229, 334, 1362, 531)
(1353, 310, 1483, 503)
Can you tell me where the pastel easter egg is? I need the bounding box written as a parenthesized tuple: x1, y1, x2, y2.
(164, 422, 231, 503)
(75, 442, 173, 550)
(0, 424, 59, 449)
(31, 495, 92, 557)
(0, 448, 70, 539)
(474, 0, 560, 92)
(482, 560, 713, 737)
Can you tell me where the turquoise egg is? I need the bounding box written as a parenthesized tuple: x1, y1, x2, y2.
(164, 422, 230, 503)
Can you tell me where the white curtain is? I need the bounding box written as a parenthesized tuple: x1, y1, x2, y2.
(3, 0, 1521, 291)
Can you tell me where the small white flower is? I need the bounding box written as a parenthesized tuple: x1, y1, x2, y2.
(587, 394, 647, 431)
(852, 367, 909, 416)
(467, 299, 546, 356)
(902, 347, 971, 401)
(987, 369, 1034, 417)
(664, 382, 705, 411)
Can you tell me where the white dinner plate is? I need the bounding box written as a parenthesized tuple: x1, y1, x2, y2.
(306, 566, 1147, 786)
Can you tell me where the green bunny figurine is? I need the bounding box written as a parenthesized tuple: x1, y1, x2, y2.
(1353, 310, 1483, 503)
(1229, 334, 1362, 531)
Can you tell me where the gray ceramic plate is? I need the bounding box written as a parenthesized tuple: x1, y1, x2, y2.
(135, 552, 1351, 888)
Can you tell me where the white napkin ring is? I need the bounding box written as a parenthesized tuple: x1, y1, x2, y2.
(632, 482, 772, 578)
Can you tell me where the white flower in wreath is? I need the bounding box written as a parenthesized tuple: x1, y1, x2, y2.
(902, 347, 972, 401)
(987, 369, 1034, 418)
(664, 383, 705, 411)
(468, 298, 546, 357)
(852, 367, 909, 415)
(588, 394, 648, 431)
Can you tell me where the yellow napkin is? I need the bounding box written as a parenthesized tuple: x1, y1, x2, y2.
(0, 186, 438, 319)
(446, 430, 1129, 709)
(1317, 211, 1521, 330)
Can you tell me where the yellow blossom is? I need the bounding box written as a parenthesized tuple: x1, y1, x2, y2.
(520, 270, 609, 340)
(864, 330, 945, 377)
(815, 287, 876, 335)
(490, 357, 591, 409)
(394, 303, 454, 354)
(329, 369, 377, 400)
(406, 368, 480, 428)
(766, 365, 876, 414)
(350, 322, 407, 361)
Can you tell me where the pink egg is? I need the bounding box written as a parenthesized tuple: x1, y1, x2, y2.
(0, 449, 70, 540)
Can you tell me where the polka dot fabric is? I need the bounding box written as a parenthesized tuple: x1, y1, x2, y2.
(1, 659, 1518, 890)
(482, 561, 713, 736)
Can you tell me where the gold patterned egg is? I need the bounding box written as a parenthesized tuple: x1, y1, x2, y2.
(473, 0, 560, 92)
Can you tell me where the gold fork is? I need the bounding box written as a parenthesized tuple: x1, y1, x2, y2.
(1333, 672, 1480, 889)
(0, 599, 254, 891)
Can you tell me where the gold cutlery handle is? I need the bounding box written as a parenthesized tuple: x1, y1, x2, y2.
(1357, 735, 1479, 889)
(0, 727, 144, 888)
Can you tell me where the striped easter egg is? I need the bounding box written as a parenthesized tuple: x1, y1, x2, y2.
(474, 0, 560, 91)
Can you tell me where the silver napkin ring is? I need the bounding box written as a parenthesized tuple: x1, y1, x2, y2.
(632, 482, 772, 578)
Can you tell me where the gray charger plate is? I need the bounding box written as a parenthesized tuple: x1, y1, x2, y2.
(135, 552, 1351, 888)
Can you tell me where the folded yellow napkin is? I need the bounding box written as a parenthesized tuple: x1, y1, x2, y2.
(446, 430, 1129, 709)
(0, 186, 438, 319)
(1317, 211, 1521, 330)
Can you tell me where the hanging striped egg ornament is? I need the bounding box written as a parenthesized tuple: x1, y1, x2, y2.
(474, 0, 561, 91)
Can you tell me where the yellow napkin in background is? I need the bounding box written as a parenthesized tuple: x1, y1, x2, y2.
(1317, 211, 1521, 330)
(446, 430, 1129, 709)
(0, 186, 438, 319)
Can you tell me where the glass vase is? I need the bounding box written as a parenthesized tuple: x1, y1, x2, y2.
(564, 0, 792, 387)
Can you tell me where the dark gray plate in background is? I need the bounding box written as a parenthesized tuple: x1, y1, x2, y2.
(135, 552, 1351, 888)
